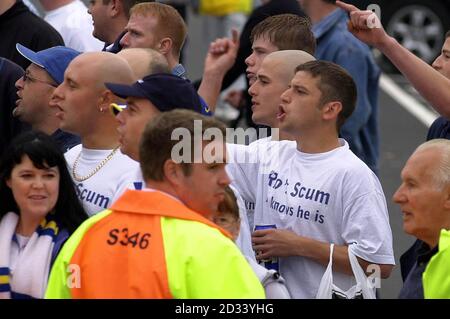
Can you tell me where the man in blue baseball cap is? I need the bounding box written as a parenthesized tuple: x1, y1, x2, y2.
(14, 44, 81, 152)
(106, 72, 203, 161)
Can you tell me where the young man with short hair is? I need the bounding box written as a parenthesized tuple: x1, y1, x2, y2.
(248, 50, 315, 140)
(229, 50, 315, 231)
(88, 0, 153, 51)
(219, 13, 315, 129)
(120, 2, 239, 112)
(245, 14, 316, 86)
(227, 61, 395, 298)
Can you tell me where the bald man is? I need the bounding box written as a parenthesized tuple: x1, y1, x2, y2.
(117, 48, 170, 80)
(248, 50, 315, 141)
(51, 52, 140, 216)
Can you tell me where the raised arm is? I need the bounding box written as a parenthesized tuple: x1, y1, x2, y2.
(336, 0, 450, 118)
(197, 29, 240, 112)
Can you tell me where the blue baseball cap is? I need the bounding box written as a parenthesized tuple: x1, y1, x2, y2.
(16, 43, 81, 85)
(105, 73, 203, 114)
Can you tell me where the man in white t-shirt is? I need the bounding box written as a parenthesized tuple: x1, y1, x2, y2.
(227, 60, 395, 298)
(39, 0, 103, 52)
(227, 50, 315, 231)
(50, 52, 139, 216)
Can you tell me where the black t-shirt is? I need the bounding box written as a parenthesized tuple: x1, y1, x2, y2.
(0, 0, 64, 70)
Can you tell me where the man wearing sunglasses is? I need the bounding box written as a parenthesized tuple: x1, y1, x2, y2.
(14, 44, 81, 152)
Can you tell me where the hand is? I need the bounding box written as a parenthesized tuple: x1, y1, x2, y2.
(224, 89, 245, 109)
(252, 228, 301, 260)
(336, 0, 390, 48)
(203, 29, 240, 76)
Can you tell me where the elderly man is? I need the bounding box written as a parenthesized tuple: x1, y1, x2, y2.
(393, 139, 450, 298)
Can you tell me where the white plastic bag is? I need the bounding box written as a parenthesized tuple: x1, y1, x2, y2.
(316, 244, 376, 299)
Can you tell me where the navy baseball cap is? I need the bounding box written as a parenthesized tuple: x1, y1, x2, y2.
(105, 73, 203, 114)
(16, 43, 81, 85)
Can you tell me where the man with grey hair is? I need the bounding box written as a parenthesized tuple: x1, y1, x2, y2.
(393, 138, 450, 298)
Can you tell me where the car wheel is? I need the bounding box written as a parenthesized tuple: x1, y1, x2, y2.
(384, 0, 450, 64)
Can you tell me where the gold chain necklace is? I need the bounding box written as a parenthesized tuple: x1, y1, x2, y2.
(72, 146, 120, 182)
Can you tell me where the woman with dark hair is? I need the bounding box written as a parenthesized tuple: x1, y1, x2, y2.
(0, 131, 87, 299)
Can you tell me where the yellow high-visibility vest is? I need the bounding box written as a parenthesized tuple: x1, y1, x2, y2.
(45, 190, 265, 299)
(423, 229, 450, 299)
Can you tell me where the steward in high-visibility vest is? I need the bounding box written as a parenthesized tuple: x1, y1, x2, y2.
(45, 190, 265, 299)
(423, 229, 450, 299)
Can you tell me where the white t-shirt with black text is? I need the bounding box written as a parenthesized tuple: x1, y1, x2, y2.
(227, 139, 395, 298)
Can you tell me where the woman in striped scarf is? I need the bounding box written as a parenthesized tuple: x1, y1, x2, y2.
(0, 131, 87, 299)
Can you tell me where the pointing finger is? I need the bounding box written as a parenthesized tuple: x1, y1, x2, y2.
(336, 0, 359, 13)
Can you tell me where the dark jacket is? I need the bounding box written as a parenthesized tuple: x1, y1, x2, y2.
(0, 0, 64, 70)
(51, 129, 80, 153)
(0, 57, 27, 155)
(427, 116, 450, 140)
